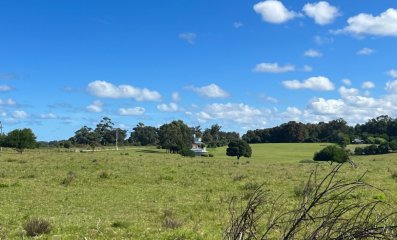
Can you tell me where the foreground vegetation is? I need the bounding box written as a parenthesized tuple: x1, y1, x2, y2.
(1, 143, 397, 239)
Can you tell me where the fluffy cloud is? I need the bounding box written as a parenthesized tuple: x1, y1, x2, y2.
(179, 32, 197, 44)
(362, 81, 375, 89)
(189, 84, 229, 98)
(0, 85, 12, 92)
(303, 1, 340, 25)
(86, 100, 103, 113)
(388, 69, 397, 78)
(254, 62, 295, 73)
(338, 8, 397, 36)
(253, 0, 297, 24)
(118, 107, 145, 116)
(283, 76, 335, 91)
(308, 98, 344, 115)
(197, 103, 265, 125)
(304, 49, 322, 57)
(157, 103, 179, 112)
(12, 110, 28, 119)
(280, 82, 397, 125)
(285, 107, 302, 116)
(87, 80, 161, 101)
(357, 48, 375, 55)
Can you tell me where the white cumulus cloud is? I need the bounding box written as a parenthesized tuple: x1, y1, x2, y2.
(157, 103, 179, 112)
(86, 100, 103, 113)
(87, 80, 161, 101)
(337, 8, 397, 36)
(254, 62, 295, 73)
(308, 98, 344, 115)
(189, 84, 229, 98)
(253, 0, 297, 24)
(303, 1, 340, 25)
(283, 76, 335, 91)
(197, 103, 265, 125)
(118, 107, 145, 116)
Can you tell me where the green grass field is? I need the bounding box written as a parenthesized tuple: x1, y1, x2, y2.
(1, 143, 397, 239)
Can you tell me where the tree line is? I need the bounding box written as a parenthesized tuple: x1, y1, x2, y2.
(67, 118, 240, 152)
(4, 115, 397, 154)
(242, 115, 397, 146)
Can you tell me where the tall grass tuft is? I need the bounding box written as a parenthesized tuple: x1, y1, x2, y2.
(61, 171, 76, 186)
(162, 209, 182, 229)
(23, 218, 51, 237)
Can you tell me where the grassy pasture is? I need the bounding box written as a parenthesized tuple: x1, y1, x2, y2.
(0, 143, 397, 239)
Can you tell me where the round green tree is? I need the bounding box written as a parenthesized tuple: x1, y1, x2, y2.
(313, 145, 349, 164)
(226, 140, 252, 160)
(5, 128, 37, 153)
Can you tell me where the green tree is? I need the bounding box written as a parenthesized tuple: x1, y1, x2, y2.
(129, 123, 159, 146)
(95, 117, 115, 146)
(226, 140, 252, 160)
(5, 128, 37, 153)
(73, 126, 94, 145)
(158, 120, 193, 153)
(313, 145, 349, 164)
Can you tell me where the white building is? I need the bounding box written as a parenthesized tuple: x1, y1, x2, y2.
(190, 134, 208, 156)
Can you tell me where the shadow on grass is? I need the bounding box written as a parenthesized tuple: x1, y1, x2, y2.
(136, 149, 164, 154)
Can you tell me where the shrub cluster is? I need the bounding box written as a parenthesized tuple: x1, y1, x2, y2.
(313, 145, 349, 163)
(355, 142, 390, 155)
(179, 147, 195, 157)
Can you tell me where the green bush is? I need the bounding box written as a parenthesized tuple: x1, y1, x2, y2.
(377, 142, 390, 154)
(354, 147, 364, 155)
(359, 143, 390, 155)
(363, 144, 378, 155)
(226, 140, 252, 160)
(389, 140, 397, 151)
(313, 145, 349, 163)
(179, 148, 195, 158)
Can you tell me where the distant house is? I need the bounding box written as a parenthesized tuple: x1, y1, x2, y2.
(352, 138, 365, 144)
(190, 134, 208, 156)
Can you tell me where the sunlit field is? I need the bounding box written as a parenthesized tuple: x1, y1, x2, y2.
(1, 143, 397, 239)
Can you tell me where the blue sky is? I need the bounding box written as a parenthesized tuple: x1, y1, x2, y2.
(1, 0, 397, 141)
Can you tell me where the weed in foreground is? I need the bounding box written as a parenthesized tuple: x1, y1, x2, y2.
(23, 218, 51, 237)
(61, 171, 76, 186)
(162, 209, 182, 229)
